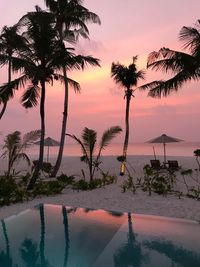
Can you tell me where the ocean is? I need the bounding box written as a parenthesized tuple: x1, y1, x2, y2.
(27, 142, 200, 159)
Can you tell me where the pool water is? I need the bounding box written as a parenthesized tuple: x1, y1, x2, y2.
(0, 204, 200, 267)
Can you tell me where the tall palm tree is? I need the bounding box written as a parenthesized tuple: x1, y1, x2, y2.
(67, 126, 122, 181)
(44, 0, 101, 177)
(140, 20, 200, 97)
(0, 25, 27, 119)
(111, 57, 145, 175)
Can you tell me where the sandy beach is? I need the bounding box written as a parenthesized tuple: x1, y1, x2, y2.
(0, 155, 200, 222)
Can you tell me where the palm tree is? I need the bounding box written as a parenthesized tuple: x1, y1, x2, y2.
(0, 25, 27, 119)
(44, 0, 101, 177)
(66, 126, 122, 181)
(111, 57, 145, 175)
(1, 130, 40, 177)
(140, 20, 200, 97)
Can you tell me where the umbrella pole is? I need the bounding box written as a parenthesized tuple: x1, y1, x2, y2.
(47, 146, 49, 162)
(153, 146, 156, 160)
(163, 143, 166, 165)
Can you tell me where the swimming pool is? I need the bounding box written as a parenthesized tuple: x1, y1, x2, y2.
(0, 204, 200, 267)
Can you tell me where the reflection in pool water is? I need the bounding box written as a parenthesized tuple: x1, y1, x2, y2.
(0, 204, 200, 267)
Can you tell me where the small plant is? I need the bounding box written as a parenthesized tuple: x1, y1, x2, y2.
(57, 174, 75, 185)
(141, 164, 176, 196)
(66, 126, 122, 182)
(121, 175, 136, 193)
(32, 180, 65, 196)
(1, 130, 40, 177)
(187, 187, 200, 200)
(73, 179, 89, 191)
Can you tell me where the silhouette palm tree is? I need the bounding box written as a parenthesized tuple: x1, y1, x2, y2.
(0, 25, 27, 119)
(111, 57, 145, 175)
(44, 0, 101, 177)
(140, 20, 200, 98)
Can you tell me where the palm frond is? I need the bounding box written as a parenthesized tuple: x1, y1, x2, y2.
(55, 74, 81, 93)
(22, 130, 41, 148)
(148, 69, 195, 98)
(81, 127, 97, 157)
(66, 133, 89, 160)
(17, 153, 31, 166)
(73, 55, 100, 70)
(147, 48, 195, 73)
(99, 126, 122, 151)
(0, 75, 28, 101)
(179, 22, 200, 56)
(21, 85, 40, 108)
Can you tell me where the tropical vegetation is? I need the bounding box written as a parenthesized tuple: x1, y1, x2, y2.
(140, 19, 200, 98)
(66, 125, 122, 181)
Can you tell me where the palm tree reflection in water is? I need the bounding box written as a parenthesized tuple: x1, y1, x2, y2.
(62, 206, 69, 267)
(113, 213, 148, 267)
(0, 220, 13, 267)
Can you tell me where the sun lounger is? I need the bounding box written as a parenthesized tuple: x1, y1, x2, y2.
(167, 160, 180, 171)
(150, 159, 161, 170)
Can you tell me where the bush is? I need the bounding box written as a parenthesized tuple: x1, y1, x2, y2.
(73, 179, 89, 191)
(32, 180, 65, 196)
(121, 175, 136, 193)
(57, 174, 75, 185)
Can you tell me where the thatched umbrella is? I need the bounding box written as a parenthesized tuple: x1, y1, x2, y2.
(34, 137, 60, 162)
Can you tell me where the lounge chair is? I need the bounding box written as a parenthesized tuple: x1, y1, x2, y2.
(167, 160, 180, 171)
(150, 159, 161, 170)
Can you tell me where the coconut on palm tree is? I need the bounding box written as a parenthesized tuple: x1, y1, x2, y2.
(140, 20, 200, 97)
(111, 57, 145, 175)
(44, 0, 101, 177)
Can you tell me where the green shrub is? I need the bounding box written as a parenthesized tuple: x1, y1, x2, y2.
(32, 180, 65, 196)
(0, 176, 17, 205)
(73, 179, 89, 191)
(57, 174, 75, 185)
(121, 175, 136, 193)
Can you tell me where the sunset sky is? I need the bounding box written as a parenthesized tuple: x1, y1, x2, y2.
(1, 0, 200, 142)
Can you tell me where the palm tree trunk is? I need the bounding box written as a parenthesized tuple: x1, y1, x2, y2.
(51, 64, 69, 177)
(27, 81, 46, 189)
(122, 93, 131, 159)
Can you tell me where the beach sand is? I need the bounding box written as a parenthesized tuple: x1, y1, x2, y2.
(0, 155, 200, 222)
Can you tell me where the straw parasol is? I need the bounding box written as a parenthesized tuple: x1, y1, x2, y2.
(147, 134, 183, 164)
(34, 137, 60, 162)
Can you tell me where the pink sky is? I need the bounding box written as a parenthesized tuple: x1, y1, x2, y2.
(0, 0, 200, 142)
